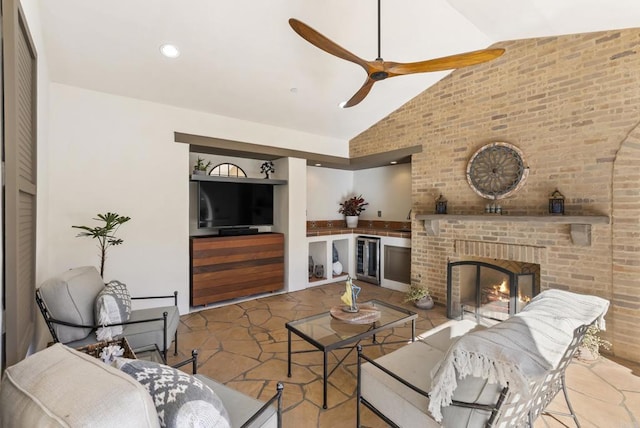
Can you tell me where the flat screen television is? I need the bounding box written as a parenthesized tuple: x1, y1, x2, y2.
(198, 181, 274, 228)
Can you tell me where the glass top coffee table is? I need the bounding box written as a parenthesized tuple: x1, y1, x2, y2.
(286, 299, 417, 409)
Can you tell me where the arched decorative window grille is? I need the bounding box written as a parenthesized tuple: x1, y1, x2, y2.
(209, 163, 247, 178)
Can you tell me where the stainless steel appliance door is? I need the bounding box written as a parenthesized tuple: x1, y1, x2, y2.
(356, 237, 381, 284)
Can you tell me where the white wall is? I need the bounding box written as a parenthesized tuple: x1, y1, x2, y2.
(273, 158, 307, 292)
(306, 163, 412, 222)
(354, 164, 412, 221)
(306, 166, 353, 221)
(45, 84, 347, 316)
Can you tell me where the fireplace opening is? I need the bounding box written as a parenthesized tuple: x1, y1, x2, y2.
(447, 260, 540, 321)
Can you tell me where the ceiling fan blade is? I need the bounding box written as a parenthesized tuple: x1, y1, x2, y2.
(343, 78, 376, 108)
(387, 48, 505, 76)
(289, 18, 368, 69)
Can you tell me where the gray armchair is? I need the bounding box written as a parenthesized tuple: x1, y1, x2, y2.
(35, 266, 179, 361)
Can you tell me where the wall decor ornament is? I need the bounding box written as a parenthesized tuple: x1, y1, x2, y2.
(466, 142, 529, 200)
(549, 189, 565, 215)
(260, 161, 275, 178)
(435, 194, 448, 214)
(209, 162, 247, 177)
(332, 261, 343, 275)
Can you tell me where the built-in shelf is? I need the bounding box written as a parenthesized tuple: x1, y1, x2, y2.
(415, 214, 610, 246)
(190, 174, 287, 185)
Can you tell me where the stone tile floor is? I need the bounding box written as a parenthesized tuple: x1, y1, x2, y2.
(168, 282, 640, 427)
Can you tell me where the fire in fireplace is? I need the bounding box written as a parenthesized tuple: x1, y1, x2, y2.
(447, 260, 539, 321)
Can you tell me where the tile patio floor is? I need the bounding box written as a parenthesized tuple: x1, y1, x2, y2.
(168, 282, 640, 428)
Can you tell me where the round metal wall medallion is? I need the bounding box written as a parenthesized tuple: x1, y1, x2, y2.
(466, 142, 528, 200)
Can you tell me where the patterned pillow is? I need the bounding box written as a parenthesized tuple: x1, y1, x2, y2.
(117, 359, 231, 428)
(95, 280, 132, 341)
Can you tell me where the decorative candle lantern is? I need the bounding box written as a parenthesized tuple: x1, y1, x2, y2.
(435, 194, 448, 214)
(549, 189, 565, 215)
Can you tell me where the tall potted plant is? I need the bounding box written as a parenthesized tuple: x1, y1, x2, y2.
(339, 195, 368, 228)
(72, 212, 131, 277)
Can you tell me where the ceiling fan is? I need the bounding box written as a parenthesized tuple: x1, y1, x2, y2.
(289, 0, 504, 108)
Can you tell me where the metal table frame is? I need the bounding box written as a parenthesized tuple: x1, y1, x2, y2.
(286, 300, 417, 409)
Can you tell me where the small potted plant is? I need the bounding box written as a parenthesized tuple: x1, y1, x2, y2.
(338, 194, 368, 228)
(576, 324, 611, 361)
(193, 156, 212, 175)
(403, 285, 434, 309)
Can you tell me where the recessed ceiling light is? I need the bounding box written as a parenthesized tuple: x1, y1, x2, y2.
(338, 101, 347, 109)
(160, 44, 180, 58)
(290, 87, 298, 94)
(390, 161, 398, 165)
(314, 163, 322, 167)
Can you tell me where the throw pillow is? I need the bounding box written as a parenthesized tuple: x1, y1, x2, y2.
(117, 359, 231, 428)
(95, 280, 132, 341)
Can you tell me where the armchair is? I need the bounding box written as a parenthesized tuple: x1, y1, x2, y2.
(35, 266, 179, 361)
(1, 344, 284, 428)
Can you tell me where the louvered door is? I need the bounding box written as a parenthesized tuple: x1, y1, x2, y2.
(2, 0, 38, 367)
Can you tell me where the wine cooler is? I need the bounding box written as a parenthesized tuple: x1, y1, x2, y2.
(356, 236, 381, 285)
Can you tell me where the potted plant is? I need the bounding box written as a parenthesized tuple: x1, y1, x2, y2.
(72, 212, 131, 277)
(576, 324, 611, 361)
(338, 194, 368, 228)
(193, 156, 212, 175)
(403, 285, 434, 309)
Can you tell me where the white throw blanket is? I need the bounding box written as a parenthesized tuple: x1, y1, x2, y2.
(428, 289, 609, 422)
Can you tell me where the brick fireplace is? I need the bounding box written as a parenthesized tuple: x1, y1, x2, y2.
(350, 27, 640, 363)
(447, 258, 540, 321)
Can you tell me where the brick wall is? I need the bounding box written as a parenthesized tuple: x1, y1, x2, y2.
(350, 28, 640, 362)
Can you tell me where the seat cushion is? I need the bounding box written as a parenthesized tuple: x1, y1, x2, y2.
(419, 319, 485, 352)
(123, 306, 180, 352)
(117, 360, 231, 428)
(95, 280, 132, 341)
(0, 343, 159, 428)
(38, 266, 105, 343)
(361, 341, 444, 428)
(195, 375, 277, 428)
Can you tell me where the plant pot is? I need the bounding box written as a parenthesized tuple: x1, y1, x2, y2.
(193, 170, 207, 175)
(414, 296, 434, 310)
(345, 216, 359, 228)
(576, 346, 598, 361)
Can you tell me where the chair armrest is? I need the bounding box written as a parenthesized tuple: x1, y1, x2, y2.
(44, 317, 96, 330)
(172, 349, 199, 374)
(131, 291, 178, 306)
(240, 383, 284, 428)
(357, 345, 431, 398)
(46, 312, 169, 330)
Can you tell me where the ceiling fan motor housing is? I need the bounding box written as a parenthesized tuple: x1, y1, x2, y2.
(370, 71, 389, 81)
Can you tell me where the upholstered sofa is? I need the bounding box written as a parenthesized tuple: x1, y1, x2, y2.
(357, 289, 610, 427)
(0, 344, 282, 428)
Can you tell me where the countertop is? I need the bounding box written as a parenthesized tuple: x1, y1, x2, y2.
(306, 227, 411, 238)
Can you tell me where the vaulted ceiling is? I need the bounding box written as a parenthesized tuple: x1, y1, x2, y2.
(38, 0, 640, 142)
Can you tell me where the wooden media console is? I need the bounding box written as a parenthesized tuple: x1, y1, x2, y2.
(190, 233, 284, 306)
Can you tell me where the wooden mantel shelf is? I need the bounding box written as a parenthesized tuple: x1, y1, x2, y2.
(415, 214, 610, 246)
